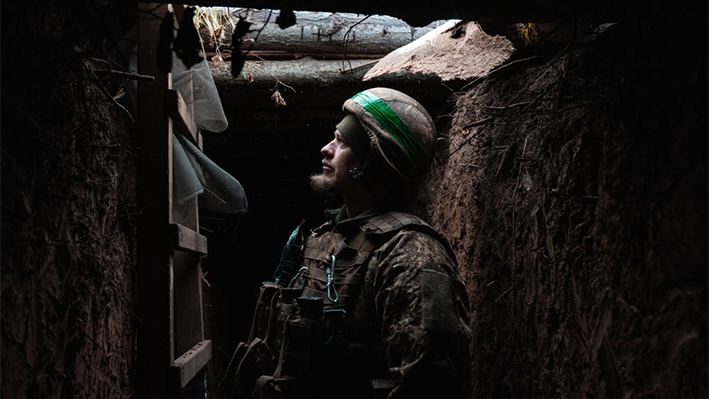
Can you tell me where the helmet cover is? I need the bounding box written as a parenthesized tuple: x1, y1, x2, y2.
(342, 87, 437, 184)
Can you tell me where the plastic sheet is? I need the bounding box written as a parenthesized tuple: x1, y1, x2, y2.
(172, 133, 248, 214)
(172, 52, 229, 133)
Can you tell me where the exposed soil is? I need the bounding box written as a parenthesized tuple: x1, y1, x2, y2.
(414, 21, 707, 399)
(364, 21, 515, 82)
(1, 1, 138, 398)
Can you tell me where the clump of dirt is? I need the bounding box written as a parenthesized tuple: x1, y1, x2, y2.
(415, 21, 707, 399)
(364, 21, 515, 82)
(1, 1, 139, 398)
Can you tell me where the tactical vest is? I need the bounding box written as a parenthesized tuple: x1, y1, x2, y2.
(233, 211, 450, 399)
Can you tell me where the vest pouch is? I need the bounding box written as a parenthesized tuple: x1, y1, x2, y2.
(270, 287, 301, 358)
(297, 296, 323, 319)
(278, 296, 324, 380)
(323, 307, 349, 348)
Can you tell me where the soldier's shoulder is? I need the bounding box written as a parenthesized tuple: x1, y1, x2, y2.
(359, 211, 431, 235)
(360, 211, 457, 263)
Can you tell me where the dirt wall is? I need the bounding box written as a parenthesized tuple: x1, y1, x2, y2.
(1, 1, 138, 398)
(415, 20, 707, 399)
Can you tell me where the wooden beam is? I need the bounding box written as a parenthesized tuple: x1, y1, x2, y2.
(166, 89, 200, 146)
(170, 223, 209, 255)
(136, 3, 175, 398)
(198, 10, 437, 55)
(209, 50, 386, 61)
(137, 5, 209, 399)
(211, 58, 376, 87)
(172, 340, 213, 388)
(144, 0, 628, 27)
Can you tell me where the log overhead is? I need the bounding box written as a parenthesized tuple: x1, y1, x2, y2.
(199, 10, 442, 59)
(202, 9, 448, 103)
(176, 0, 633, 27)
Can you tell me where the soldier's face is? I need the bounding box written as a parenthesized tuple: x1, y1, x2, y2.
(310, 130, 359, 193)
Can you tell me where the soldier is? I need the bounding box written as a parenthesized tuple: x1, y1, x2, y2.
(234, 88, 472, 399)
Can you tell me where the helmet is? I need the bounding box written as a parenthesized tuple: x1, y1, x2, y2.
(341, 87, 437, 185)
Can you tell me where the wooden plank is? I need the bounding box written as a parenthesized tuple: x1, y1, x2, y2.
(166, 89, 199, 145)
(137, 4, 208, 399)
(172, 340, 213, 388)
(173, 250, 206, 372)
(169, 6, 207, 398)
(136, 3, 175, 398)
(170, 223, 208, 255)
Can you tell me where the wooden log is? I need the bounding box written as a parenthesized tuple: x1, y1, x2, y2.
(165, 0, 630, 28)
(211, 57, 376, 87)
(209, 50, 385, 61)
(197, 9, 442, 56)
(187, 0, 454, 27)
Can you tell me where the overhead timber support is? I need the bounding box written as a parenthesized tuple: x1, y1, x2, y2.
(198, 10, 440, 58)
(176, 0, 635, 27)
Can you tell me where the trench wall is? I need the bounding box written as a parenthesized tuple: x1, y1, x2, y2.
(1, 1, 138, 398)
(416, 20, 707, 399)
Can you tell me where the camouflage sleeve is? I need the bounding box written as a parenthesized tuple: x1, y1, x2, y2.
(370, 229, 473, 399)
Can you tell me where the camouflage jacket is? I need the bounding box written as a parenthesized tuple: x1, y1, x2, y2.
(289, 207, 472, 399)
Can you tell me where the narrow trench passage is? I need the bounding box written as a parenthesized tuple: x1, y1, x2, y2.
(2, 2, 705, 399)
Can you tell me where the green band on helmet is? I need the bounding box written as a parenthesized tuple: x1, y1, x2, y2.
(351, 90, 432, 171)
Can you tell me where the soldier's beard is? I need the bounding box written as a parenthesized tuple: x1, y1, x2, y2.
(309, 173, 336, 194)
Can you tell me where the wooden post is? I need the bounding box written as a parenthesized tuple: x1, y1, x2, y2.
(136, 3, 175, 398)
(136, 3, 212, 397)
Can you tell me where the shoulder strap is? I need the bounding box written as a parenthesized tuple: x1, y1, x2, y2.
(359, 211, 457, 263)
